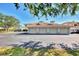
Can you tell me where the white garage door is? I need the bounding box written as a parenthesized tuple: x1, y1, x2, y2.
(28, 27, 69, 34)
(46, 28, 57, 34)
(34, 28, 46, 33)
(58, 28, 69, 34)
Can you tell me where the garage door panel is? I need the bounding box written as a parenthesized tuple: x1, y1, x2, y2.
(59, 28, 69, 34)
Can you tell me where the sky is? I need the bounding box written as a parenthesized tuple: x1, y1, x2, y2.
(0, 3, 79, 26)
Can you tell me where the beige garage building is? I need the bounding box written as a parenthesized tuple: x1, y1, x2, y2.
(25, 22, 70, 35)
(63, 21, 79, 33)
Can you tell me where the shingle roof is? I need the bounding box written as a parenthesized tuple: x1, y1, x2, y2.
(26, 22, 69, 28)
(63, 22, 79, 27)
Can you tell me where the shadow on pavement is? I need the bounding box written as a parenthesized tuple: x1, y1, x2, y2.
(16, 32, 69, 35)
(8, 41, 79, 50)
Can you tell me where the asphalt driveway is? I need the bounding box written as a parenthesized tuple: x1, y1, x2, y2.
(0, 32, 79, 49)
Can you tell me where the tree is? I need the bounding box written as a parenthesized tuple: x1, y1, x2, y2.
(4, 16, 19, 28)
(14, 3, 79, 20)
(0, 13, 6, 27)
(0, 13, 20, 31)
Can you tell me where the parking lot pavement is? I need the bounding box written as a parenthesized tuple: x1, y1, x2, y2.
(0, 32, 79, 49)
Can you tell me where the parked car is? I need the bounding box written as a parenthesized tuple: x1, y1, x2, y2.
(23, 29, 28, 32)
(14, 29, 22, 32)
(71, 29, 79, 34)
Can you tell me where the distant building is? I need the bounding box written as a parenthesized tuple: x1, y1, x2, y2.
(63, 21, 79, 33)
(25, 22, 70, 35)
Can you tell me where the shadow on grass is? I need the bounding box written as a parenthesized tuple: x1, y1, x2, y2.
(66, 49, 79, 56)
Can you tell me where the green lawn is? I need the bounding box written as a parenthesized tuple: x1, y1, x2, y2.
(0, 47, 79, 56)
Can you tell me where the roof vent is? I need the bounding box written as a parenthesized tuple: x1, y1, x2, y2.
(36, 23, 40, 25)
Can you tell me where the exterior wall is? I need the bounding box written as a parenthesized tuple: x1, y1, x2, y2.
(27, 27, 69, 34)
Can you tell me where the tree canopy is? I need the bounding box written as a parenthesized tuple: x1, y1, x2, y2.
(14, 3, 79, 20)
(0, 13, 20, 29)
